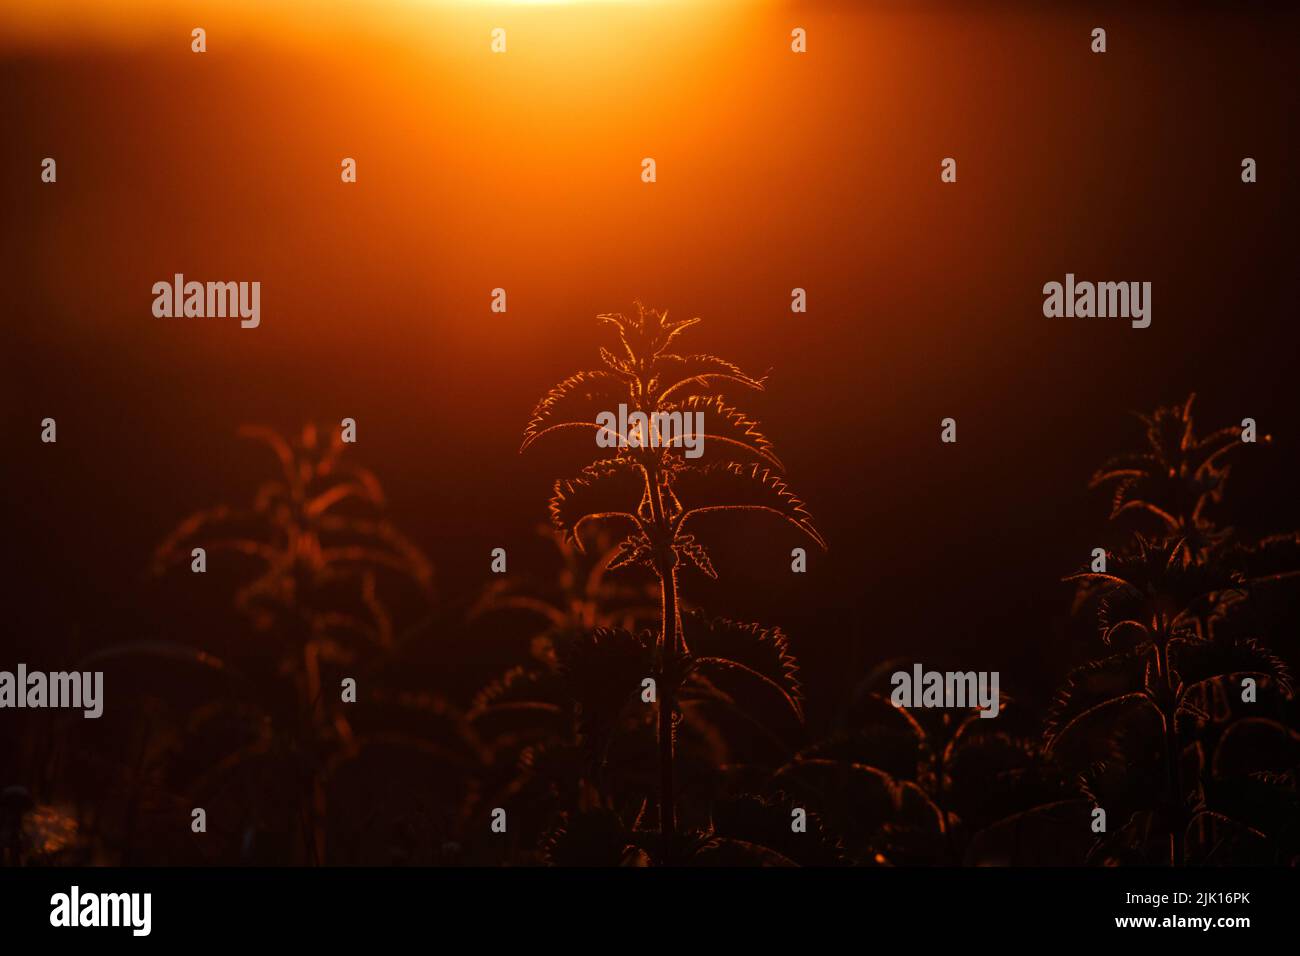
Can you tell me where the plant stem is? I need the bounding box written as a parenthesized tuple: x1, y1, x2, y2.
(658, 558, 678, 864)
(644, 463, 679, 864)
(301, 633, 325, 865)
(1165, 712, 1185, 867)
(1156, 633, 1185, 866)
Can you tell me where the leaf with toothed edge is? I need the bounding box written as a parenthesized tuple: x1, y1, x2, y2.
(1043, 647, 1155, 749)
(607, 533, 655, 572)
(598, 304, 700, 362)
(681, 610, 804, 709)
(1171, 637, 1293, 697)
(651, 354, 767, 402)
(548, 459, 648, 548)
(671, 462, 825, 549)
(661, 395, 782, 468)
(520, 370, 627, 452)
(673, 535, 717, 579)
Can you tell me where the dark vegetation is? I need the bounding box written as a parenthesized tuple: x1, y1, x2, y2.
(3, 315, 1297, 867)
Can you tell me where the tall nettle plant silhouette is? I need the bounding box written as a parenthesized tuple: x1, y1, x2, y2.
(1050, 398, 1296, 865)
(520, 304, 825, 858)
(152, 423, 435, 862)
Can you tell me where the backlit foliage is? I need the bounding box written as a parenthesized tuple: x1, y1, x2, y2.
(519, 304, 826, 861)
(1050, 398, 1298, 865)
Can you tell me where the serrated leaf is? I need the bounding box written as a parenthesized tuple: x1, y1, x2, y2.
(520, 370, 626, 452)
(607, 533, 655, 572)
(672, 462, 825, 549)
(662, 395, 782, 467)
(680, 610, 802, 706)
(598, 303, 700, 362)
(1171, 637, 1294, 696)
(673, 534, 716, 579)
(1044, 647, 1154, 747)
(651, 353, 766, 402)
(598, 347, 632, 376)
(548, 459, 647, 547)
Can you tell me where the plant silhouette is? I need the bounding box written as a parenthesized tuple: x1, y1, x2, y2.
(1089, 394, 1261, 546)
(520, 304, 826, 859)
(1050, 397, 1297, 865)
(150, 423, 437, 862)
(14, 394, 1300, 867)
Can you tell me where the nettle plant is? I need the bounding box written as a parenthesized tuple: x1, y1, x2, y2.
(155, 423, 434, 667)
(1048, 397, 1298, 865)
(1087, 393, 1262, 557)
(520, 304, 826, 860)
(149, 423, 436, 863)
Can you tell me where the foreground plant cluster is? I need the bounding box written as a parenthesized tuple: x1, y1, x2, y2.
(4, 309, 1297, 867)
